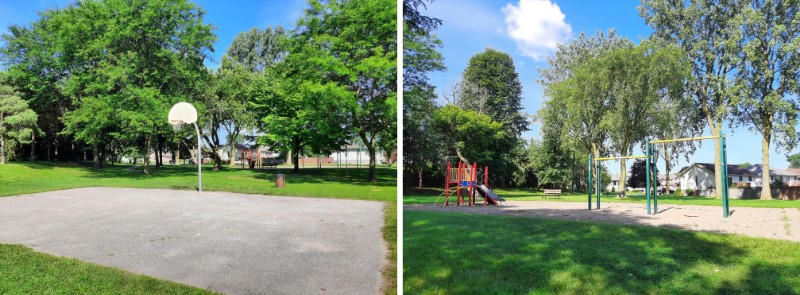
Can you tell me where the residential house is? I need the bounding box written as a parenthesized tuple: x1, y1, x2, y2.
(676, 163, 756, 196)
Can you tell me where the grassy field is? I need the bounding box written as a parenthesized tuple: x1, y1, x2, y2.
(0, 244, 217, 294)
(404, 210, 800, 294)
(0, 161, 397, 294)
(404, 187, 800, 209)
(0, 162, 395, 201)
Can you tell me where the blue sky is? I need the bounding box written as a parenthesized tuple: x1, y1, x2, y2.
(0, 0, 307, 69)
(423, 0, 795, 174)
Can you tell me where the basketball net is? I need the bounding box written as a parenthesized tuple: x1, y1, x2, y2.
(171, 121, 184, 133)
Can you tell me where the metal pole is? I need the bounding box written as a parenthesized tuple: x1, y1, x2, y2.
(588, 154, 592, 210)
(653, 144, 658, 214)
(721, 133, 730, 217)
(596, 160, 601, 209)
(193, 122, 202, 192)
(646, 138, 651, 215)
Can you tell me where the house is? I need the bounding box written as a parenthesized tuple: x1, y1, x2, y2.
(746, 164, 800, 186)
(676, 163, 756, 196)
(605, 174, 620, 192)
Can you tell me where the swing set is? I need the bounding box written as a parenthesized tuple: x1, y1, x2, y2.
(588, 133, 731, 218)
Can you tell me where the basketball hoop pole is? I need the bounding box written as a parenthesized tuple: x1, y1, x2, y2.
(194, 122, 202, 192)
(169, 102, 201, 192)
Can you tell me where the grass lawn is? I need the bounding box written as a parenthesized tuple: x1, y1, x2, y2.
(0, 244, 217, 294)
(404, 210, 800, 294)
(404, 187, 800, 209)
(0, 161, 397, 294)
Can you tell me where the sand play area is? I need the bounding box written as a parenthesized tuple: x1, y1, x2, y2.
(406, 200, 800, 242)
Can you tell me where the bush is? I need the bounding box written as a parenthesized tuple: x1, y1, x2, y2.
(735, 182, 751, 188)
(685, 189, 694, 196)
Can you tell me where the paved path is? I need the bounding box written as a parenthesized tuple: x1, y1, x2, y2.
(407, 200, 800, 242)
(0, 187, 387, 295)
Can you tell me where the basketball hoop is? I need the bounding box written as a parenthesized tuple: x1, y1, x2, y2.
(168, 102, 202, 192)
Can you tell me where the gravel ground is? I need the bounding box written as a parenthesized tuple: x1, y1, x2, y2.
(406, 200, 800, 241)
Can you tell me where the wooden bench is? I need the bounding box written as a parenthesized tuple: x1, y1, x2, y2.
(542, 189, 561, 199)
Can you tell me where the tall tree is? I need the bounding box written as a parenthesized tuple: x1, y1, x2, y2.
(731, 0, 800, 199)
(432, 105, 510, 167)
(2, 9, 74, 162)
(640, 0, 744, 198)
(403, 0, 446, 187)
(0, 73, 38, 164)
(597, 43, 689, 195)
(538, 31, 632, 175)
(57, 0, 215, 174)
(224, 27, 287, 167)
(290, 0, 397, 182)
(226, 26, 287, 73)
(460, 49, 527, 137)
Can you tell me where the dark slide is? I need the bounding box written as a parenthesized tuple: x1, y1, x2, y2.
(475, 185, 505, 205)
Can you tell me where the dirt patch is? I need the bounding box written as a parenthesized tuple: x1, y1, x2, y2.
(406, 201, 800, 242)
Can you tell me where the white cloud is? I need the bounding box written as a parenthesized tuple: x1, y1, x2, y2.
(502, 0, 572, 60)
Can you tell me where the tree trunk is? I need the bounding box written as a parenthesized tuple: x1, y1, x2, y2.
(46, 130, 52, 162)
(292, 149, 299, 172)
(418, 168, 423, 188)
(713, 138, 723, 198)
(618, 157, 627, 197)
(0, 134, 5, 164)
(30, 131, 36, 162)
(761, 130, 772, 200)
(211, 149, 222, 171)
(367, 145, 377, 182)
(92, 141, 100, 169)
(143, 136, 151, 174)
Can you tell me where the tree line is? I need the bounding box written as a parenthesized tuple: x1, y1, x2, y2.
(0, 0, 396, 182)
(404, 0, 800, 200)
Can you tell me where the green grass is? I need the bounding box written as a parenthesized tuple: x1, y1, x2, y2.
(404, 187, 800, 209)
(1, 162, 395, 201)
(0, 161, 397, 294)
(0, 244, 217, 294)
(404, 210, 800, 294)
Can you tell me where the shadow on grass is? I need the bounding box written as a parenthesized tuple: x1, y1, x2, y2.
(403, 210, 800, 294)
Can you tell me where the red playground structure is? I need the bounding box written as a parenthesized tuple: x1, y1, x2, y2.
(442, 160, 505, 206)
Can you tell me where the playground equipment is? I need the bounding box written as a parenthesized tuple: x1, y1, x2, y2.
(647, 135, 730, 217)
(587, 155, 646, 210)
(239, 145, 262, 169)
(587, 133, 731, 218)
(440, 160, 504, 206)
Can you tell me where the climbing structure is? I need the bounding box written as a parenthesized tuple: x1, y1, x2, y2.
(442, 161, 503, 206)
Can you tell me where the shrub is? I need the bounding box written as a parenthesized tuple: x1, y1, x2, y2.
(685, 189, 694, 196)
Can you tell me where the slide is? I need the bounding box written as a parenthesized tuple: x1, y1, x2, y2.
(475, 185, 505, 205)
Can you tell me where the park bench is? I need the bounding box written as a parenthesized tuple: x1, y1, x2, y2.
(542, 189, 561, 199)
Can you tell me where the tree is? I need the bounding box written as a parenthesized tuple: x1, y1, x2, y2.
(57, 0, 215, 174)
(0, 73, 38, 164)
(197, 56, 257, 170)
(788, 154, 800, 169)
(738, 162, 753, 168)
(226, 26, 287, 73)
(537, 30, 632, 180)
(432, 105, 510, 167)
(460, 49, 527, 137)
(224, 27, 288, 168)
(627, 159, 659, 189)
(529, 130, 570, 189)
(250, 66, 348, 172)
(730, 0, 800, 200)
(403, 0, 445, 187)
(640, 0, 744, 198)
(290, 0, 397, 182)
(597, 42, 689, 195)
